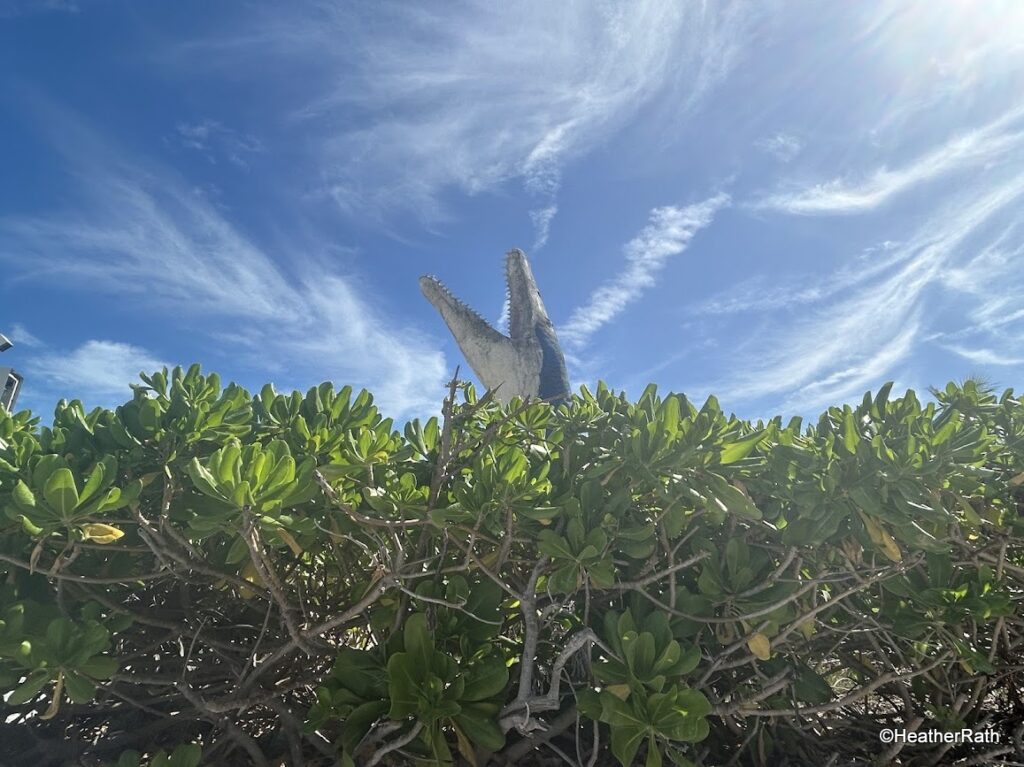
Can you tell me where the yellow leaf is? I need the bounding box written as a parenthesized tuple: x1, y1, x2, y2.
(747, 632, 771, 661)
(857, 511, 885, 546)
(238, 561, 265, 600)
(80, 523, 125, 544)
(453, 723, 478, 767)
(606, 684, 632, 701)
(856, 656, 880, 675)
(959, 659, 975, 675)
(858, 512, 901, 562)
(139, 472, 161, 488)
(39, 671, 63, 721)
(878, 531, 902, 563)
(277, 528, 303, 558)
(479, 551, 500, 570)
(798, 620, 817, 639)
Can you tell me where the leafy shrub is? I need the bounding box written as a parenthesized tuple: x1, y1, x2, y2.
(0, 367, 1022, 765)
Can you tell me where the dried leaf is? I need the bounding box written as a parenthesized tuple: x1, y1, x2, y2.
(606, 684, 632, 700)
(39, 671, 64, 721)
(747, 632, 771, 661)
(277, 528, 303, 558)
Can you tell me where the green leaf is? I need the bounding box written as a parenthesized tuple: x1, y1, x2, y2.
(793, 665, 832, 705)
(926, 552, 952, 589)
(718, 427, 770, 465)
(386, 654, 421, 719)
(461, 657, 509, 702)
(611, 721, 647, 767)
(18, 514, 44, 537)
(331, 649, 386, 700)
(231, 480, 253, 508)
(187, 459, 223, 500)
(646, 735, 663, 767)
(674, 688, 711, 718)
(168, 744, 202, 767)
(537, 531, 576, 561)
(63, 671, 97, 703)
(842, 409, 859, 453)
(340, 700, 389, 755)
(588, 559, 616, 589)
(456, 703, 506, 752)
(725, 539, 747, 579)
(11, 481, 37, 513)
(43, 468, 79, 517)
(549, 564, 581, 594)
(8, 668, 53, 706)
(402, 613, 433, 668)
(79, 656, 119, 679)
(674, 645, 700, 677)
(704, 474, 761, 520)
(78, 458, 113, 506)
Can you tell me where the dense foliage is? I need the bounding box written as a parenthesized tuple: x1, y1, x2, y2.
(1, 366, 1022, 766)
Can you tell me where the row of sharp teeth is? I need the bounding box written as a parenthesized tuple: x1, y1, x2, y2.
(420, 274, 497, 327)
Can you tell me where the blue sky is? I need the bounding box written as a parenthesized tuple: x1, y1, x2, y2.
(2, 1, 1023, 421)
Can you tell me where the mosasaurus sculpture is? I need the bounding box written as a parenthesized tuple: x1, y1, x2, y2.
(419, 249, 571, 404)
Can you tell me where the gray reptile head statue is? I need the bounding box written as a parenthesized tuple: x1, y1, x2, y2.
(419, 249, 571, 404)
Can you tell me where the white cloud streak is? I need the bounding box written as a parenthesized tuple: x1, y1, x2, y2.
(195, 1, 753, 225)
(694, 241, 907, 317)
(755, 105, 1024, 215)
(943, 346, 1023, 366)
(529, 205, 558, 250)
(712, 174, 1024, 412)
(560, 193, 729, 349)
(26, 340, 169, 402)
(0, 125, 448, 418)
(0, 0, 78, 18)
(6, 323, 43, 348)
(755, 133, 802, 162)
(175, 119, 263, 167)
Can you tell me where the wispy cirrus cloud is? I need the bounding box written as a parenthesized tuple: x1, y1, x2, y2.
(6, 323, 43, 348)
(25, 340, 169, 405)
(693, 240, 905, 317)
(560, 193, 729, 349)
(529, 205, 558, 251)
(754, 105, 1024, 215)
(712, 174, 1024, 412)
(755, 132, 802, 162)
(0, 0, 77, 18)
(930, 228, 1024, 366)
(943, 346, 1023, 366)
(174, 119, 263, 167)
(185, 1, 754, 238)
(0, 112, 448, 418)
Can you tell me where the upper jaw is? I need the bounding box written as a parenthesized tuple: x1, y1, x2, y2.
(419, 249, 551, 342)
(504, 249, 549, 338)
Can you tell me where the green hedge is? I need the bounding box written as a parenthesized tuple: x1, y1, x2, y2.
(1, 367, 1022, 766)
